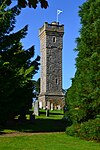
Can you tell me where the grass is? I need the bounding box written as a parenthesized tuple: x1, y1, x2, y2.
(0, 133, 100, 150)
(0, 109, 100, 150)
(0, 109, 66, 133)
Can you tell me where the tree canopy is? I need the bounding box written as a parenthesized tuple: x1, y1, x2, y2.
(1, 0, 48, 8)
(0, 2, 40, 124)
(65, 0, 100, 140)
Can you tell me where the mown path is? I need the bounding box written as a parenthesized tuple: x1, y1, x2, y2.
(0, 131, 65, 137)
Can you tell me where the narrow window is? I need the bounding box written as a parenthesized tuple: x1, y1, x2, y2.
(53, 36, 56, 43)
(56, 79, 58, 85)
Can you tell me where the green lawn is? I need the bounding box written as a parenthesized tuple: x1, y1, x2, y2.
(0, 109, 66, 133)
(0, 110, 100, 150)
(0, 133, 100, 150)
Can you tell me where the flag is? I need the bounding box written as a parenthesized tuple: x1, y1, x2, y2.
(57, 10, 63, 15)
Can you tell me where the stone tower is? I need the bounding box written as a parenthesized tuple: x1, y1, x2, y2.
(38, 22, 64, 109)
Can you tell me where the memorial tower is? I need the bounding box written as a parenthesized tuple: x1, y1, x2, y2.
(39, 22, 64, 109)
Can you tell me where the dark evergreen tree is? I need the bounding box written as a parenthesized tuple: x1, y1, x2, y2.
(32, 78, 40, 100)
(35, 78, 40, 94)
(66, 0, 100, 139)
(1, 0, 48, 9)
(0, 2, 40, 124)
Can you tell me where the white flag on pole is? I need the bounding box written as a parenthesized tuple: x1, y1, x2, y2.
(57, 9, 63, 22)
(57, 9, 63, 15)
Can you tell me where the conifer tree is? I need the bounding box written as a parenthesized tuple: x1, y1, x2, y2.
(1, 0, 48, 9)
(0, 2, 40, 124)
(66, 0, 100, 127)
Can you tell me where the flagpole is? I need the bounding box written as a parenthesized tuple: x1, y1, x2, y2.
(57, 11, 58, 22)
(56, 10, 63, 23)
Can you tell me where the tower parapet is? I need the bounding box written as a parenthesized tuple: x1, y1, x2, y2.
(39, 22, 64, 37)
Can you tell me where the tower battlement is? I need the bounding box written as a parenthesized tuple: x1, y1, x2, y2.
(39, 22, 64, 37)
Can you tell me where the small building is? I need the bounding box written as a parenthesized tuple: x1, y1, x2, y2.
(38, 22, 65, 110)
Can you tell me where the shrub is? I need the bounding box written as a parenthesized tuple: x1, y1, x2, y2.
(79, 118, 100, 141)
(66, 118, 100, 141)
(66, 123, 80, 136)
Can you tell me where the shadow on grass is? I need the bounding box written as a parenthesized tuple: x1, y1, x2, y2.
(40, 111, 63, 116)
(0, 112, 67, 134)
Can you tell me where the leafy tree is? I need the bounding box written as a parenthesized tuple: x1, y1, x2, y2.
(66, 0, 100, 124)
(1, 0, 48, 8)
(0, 2, 40, 124)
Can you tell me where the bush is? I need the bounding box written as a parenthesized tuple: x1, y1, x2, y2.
(79, 118, 100, 141)
(66, 123, 80, 136)
(66, 118, 100, 141)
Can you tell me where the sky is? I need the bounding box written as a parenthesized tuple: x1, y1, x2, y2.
(12, 0, 86, 90)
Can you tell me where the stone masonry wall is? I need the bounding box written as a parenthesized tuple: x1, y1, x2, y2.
(39, 22, 65, 108)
